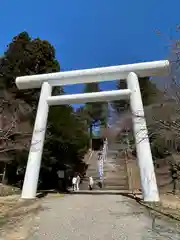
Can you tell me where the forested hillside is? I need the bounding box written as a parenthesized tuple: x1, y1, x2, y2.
(0, 32, 90, 190)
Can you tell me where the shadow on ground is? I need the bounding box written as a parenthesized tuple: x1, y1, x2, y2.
(68, 190, 141, 198)
(36, 189, 70, 198)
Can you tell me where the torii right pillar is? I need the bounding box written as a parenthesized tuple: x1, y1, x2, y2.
(127, 72, 160, 202)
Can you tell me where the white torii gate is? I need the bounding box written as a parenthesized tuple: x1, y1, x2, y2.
(16, 60, 170, 202)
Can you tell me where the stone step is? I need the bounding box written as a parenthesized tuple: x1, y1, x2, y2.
(70, 189, 139, 194)
(103, 186, 128, 190)
(83, 177, 127, 180)
(102, 153, 129, 190)
(103, 182, 128, 185)
(80, 184, 128, 191)
(104, 178, 128, 182)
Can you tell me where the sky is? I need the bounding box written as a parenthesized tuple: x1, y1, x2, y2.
(0, 0, 180, 125)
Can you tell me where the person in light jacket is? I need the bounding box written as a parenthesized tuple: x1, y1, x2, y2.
(89, 176, 94, 190)
(72, 176, 77, 191)
(76, 174, 81, 191)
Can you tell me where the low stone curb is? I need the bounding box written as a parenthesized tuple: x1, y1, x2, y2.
(124, 193, 180, 221)
(137, 199, 180, 222)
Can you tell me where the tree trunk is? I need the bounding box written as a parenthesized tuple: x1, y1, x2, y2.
(2, 163, 8, 184)
(172, 179, 177, 194)
(89, 124, 93, 149)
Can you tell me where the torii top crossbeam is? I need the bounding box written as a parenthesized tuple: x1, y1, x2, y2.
(16, 60, 170, 89)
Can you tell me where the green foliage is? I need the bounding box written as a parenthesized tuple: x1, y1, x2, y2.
(139, 77, 161, 106)
(83, 82, 107, 136)
(0, 32, 90, 187)
(0, 31, 61, 111)
(151, 135, 169, 159)
(43, 105, 90, 167)
(113, 79, 129, 113)
(1, 32, 60, 87)
(113, 77, 160, 113)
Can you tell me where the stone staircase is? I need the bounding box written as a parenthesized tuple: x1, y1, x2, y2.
(103, 149, 129, 190)
(80, 151, 101, 190)
(81, 148, 130, 191)
(80, 142, 142, 192)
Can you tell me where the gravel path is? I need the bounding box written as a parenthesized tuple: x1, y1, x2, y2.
(29, 194, 180, 239)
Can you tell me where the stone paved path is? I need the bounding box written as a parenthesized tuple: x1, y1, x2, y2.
(29, 194, 180, 239)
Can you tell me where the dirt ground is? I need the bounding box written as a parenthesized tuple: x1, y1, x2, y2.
(125, 154, 180, 220)
(148, 193, 180, 220)
(0, 194, 42, 240)
(0, 184, 21, 197)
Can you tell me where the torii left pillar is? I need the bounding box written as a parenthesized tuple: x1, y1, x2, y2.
(21, 82, 52, 199)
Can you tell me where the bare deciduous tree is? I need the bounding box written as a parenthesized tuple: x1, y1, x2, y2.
(106, 26, 180, 193)
(0, 89, 33, 183)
